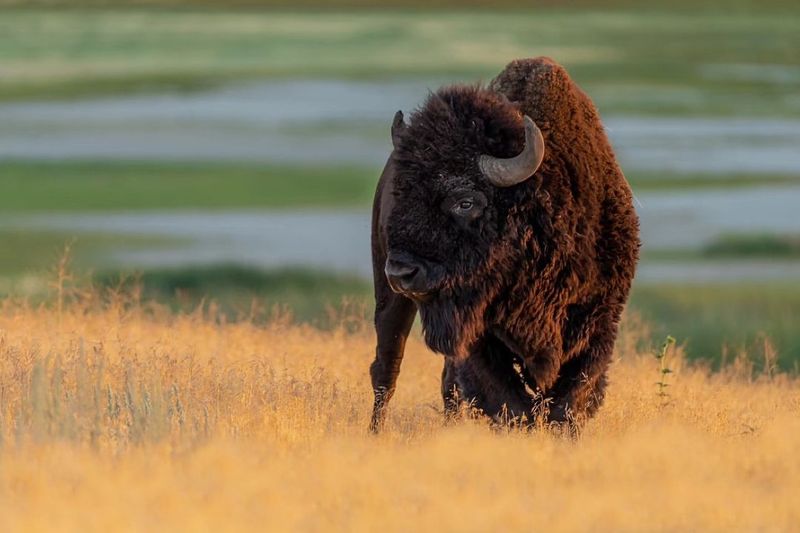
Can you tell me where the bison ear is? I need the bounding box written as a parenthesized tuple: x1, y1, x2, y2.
(391, 110, 406, 149)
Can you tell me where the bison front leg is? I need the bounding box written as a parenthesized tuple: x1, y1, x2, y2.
(455, 347, 538, 424)
(441, 357, 462, 420)
(369, 291, 416, 433)
(544, 329, 616, 432)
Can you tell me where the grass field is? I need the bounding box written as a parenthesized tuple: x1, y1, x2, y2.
(0, 294, 798, 531)
(702, 233, 800, 258)
(95, 266, 371, 324)
(5, 260, 800, 369)
(630, 284, 800, 370)
(1, 7, 798, 524)
(0, 161, 377, 212)
(94, 267, 800, 369)
(0, 8, 798, 117)
(1, 3, 798, 529)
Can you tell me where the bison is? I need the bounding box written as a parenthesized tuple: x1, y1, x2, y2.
(369, 57, 639, 432)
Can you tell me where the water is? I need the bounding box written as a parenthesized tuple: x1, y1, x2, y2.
(2, 79, 800, 175)
(2, 79, 798, 282)
(636, 185, 800, 249)
(5, 209, 371, 276)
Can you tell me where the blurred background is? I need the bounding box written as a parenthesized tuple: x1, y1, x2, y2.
(0, 0, 798, 367)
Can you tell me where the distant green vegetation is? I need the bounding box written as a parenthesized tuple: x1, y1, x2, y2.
(0, 161, 376, 211)
(643, 234, 800, 261)
(0, 229, 181, 276)
(630, 283, 800, 370)
(628, 172, 800, 191)
(4, 259, 799, 366)
(94, 266, 371, 324)
(2, 0, 794, 8)
(0, 8, 798, 117)
(3, 160, 797, 214)
(91, 268, 800, 368)
(703, 234, 800, 258)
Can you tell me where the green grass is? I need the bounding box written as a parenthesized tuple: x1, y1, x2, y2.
(628, 173, 800, 191)
(629, 283, 800, 370)
(93, 265, 372, 324)
(643, 234, 800, 261)
(0, 8, 798, 117)
(0, 161, 377, 211)
(0, 229, 182, 276)
(703, 234, 800, 259)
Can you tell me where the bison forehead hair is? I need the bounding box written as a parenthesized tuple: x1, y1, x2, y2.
(394, 85, 527, 180)
(387, 86, 546, 357)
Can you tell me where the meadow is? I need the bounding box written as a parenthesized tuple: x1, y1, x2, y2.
(0, 161, 378, 211)
(0, 290, 799, 531)
(1, 2, 800, 529)
(91, 268, 800, 370)
(2, 247, 799, 369)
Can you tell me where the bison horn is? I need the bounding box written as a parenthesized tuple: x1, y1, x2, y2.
(391, 110, 406, 149)
(479, 115, 545, 187)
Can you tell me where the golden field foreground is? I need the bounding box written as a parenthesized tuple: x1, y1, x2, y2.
(0, 293, 799, 532)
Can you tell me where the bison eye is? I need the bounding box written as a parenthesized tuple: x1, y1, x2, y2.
(451, 198, 477, 216)
(442, 191, 487, 222)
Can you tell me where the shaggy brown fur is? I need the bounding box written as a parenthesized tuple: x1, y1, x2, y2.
(369, 57, 639, 432)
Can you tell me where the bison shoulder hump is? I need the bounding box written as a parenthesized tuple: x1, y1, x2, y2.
(490, 57, 596, 126)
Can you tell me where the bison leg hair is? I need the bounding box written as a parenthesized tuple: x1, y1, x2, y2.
(441, 357, 461, 420)
(369, 290, 416, 433)
(453, 336, 539, 423)
(543, 321, 618, 430)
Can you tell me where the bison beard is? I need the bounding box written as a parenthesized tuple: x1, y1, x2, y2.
(418, 232, 522, 360)
(418, 297, 469, 358)
(418, 270, 498, 358)
(369, 57, 640, 433)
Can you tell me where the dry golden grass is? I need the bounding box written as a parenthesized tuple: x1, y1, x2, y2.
(0, 292, 798, 532)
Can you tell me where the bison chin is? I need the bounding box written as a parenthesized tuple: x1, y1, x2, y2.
(417, 293, 489, 359)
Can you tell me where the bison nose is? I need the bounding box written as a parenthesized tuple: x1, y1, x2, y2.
(386, 259, 418, 281)
(385, 256, 428, 295)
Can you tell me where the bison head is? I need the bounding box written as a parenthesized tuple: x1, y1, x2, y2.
(385, 86, 545, 358)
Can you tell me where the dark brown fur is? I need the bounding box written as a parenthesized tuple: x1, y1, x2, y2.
(369, 57, 639, 432)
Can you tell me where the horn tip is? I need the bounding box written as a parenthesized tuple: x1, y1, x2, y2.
(522, 115, 536, 134)
(391, 111, 406, 149)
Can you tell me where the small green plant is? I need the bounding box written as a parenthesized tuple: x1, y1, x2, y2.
(49, 240, 76, 323)
(655, 335, 676, 403)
